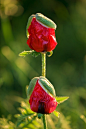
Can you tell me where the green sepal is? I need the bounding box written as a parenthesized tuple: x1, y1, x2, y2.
(26, 14, 35, 38)
(36, 13, 57, 29)
(39, 76, 56, 97)
(27, 77, 39, 99)
(27, 76, 56, 99)
(55, 96, 69, 104)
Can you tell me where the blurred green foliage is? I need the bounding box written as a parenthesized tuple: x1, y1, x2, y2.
(0, 0, 86, 129)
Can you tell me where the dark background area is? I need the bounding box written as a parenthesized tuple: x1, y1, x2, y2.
(0, 0, 86, 128)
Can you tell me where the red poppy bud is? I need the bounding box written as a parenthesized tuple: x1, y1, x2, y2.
(27, 76, 58, 114)
(26, 13, 57, 52)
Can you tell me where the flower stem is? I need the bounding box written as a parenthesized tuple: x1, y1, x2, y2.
(41, 52, 47, 129)
(41, 52, 46, 77)
(43, 114, 47, 129)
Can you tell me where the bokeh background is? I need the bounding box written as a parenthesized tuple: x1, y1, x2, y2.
(0, 0, 86, 128)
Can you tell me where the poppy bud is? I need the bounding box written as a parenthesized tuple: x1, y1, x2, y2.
(27, 76, 58, 114)
(26, 13, 57, 52)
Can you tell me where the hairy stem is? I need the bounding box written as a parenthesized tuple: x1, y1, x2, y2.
(41, 52, 47, 129)
(41, 52, 46, 77)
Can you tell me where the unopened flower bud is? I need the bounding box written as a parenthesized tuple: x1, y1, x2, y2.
(26, 13, 57, 52)
(27, 76, 58, 114)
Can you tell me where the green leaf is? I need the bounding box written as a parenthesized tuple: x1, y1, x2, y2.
(16, 120, 23, 127)
(55, 96, 69, 104)
(22, 106, 34, 114)
(19, 50, 34, 57)
(16, 114, 37, 127)
(17, 114, 31, 121)
(53, 110, 60, 118)
(47, 51, 53, 57)
(19, 50, 40, 57)
(32, 51, 40, 57)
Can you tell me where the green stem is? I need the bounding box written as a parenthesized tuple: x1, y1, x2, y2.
(43, 114, 47, 129)
(41, 52, 47, 129)
(41, 52, 46, 77)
